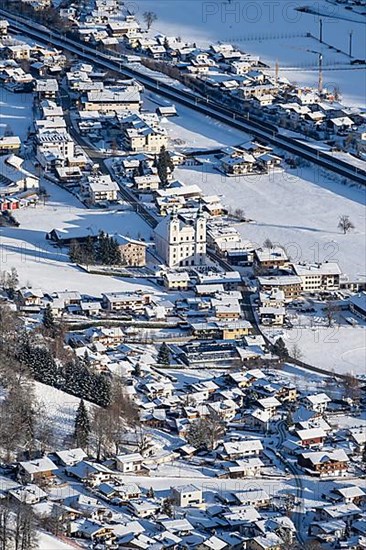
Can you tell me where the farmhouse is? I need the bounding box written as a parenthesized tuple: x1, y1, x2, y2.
(298, 450, 349, 476)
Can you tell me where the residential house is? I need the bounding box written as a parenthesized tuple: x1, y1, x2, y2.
(171, 484, 203, 507)
(303, 393, 331, 414)
(164, 271, 190, 290)
(81, 173, 119, 205)
(348, 292, 366, 321)
(254, 247, 289, 273)
(257, 275, 302, 301)
(133, 174, 160, 192)
(333, 485, 366, 506)
(226, 457, 264, 478)
(116, 453, 144, 474)
(35, 78, 59, 99)
(223, 439, 263, 459)
(120, 113, 168, 153)
(296, 427, 326, 447)
(9, 484, 48, 505)
(298, 449, 349, 476)
(18, 457, 58, 484)
(0, 136, 21, 153)
(54, 448, 88, 467)
(0, 155, 39, 196)
(17, 288, 44, 309)
(259, 288, 285, 326)
(102, 292, 151, 313)
(66, 461, 114, 486)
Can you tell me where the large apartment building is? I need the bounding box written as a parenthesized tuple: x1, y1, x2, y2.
(292, 262, 342, 292)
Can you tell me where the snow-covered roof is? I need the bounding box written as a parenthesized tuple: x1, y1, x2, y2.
(257, 396, 281, 409)
(172, 483, 201, 494)
(116, 452, 144, 463)
(305, 392, 331, 405)
(301, 449, 348, 464)
(19, 457, 58, 475)
(349, 292, 366, 313)
(55, 448, 88, 466)
(296, 427, 326, 440)
(336, 485, 366, 498)
(293, 262, 341, 276)
(223, 439, 263, 455)
(255, 247, 288, 263)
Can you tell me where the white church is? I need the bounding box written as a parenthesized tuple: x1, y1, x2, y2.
(154, 208, 207, 268)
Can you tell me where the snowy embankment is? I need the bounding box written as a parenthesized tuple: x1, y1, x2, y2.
(38, 532, 79, 550)
(34, 381, 95, 446)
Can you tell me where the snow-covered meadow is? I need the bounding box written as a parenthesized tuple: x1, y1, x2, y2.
(0, 180, 158, 295)
(0, 88, 33, 139)
(175, 162, 366, 280)
(144, 91, 250, 150)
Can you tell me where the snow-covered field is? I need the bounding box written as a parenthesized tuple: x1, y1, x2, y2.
(0, 88, 33, 139)
(144, 91, 250, 150)
(0, 180, 158, 295)
(282, 324, 365, 375)
(176, 163, 366, 280)
(134, 0, 366, 106)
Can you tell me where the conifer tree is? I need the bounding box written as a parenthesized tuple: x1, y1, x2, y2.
(157, 146, 174, 187)
(161, 498, 173, 517)
(157, 342, 170, 365)
(42, 303, 55, 332)
(74, 399, 90, 449)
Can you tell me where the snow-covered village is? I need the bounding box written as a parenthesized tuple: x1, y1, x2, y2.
(0, 0, 365, 548)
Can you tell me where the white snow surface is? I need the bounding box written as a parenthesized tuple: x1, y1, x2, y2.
(0, 180, 158, 295)
(175, 163, 366, 280)
(38, 532, 77, 550)
(0, 88, 33, 139)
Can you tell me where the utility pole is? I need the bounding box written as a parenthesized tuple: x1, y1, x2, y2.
(318, 53, 323, 95)
(319, 18, 323, 43)
(275, 60, 279, 85)
(349, 30, 353, 57)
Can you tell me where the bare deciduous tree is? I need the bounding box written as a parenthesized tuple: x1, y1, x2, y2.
(343, 372, 361, 402)
(338, 214, 354, 234)
(291, 343, 303, 362)
(187, 413, 225, 450)
(143, 11, 157, 30)
(324, 302, 339, 327)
